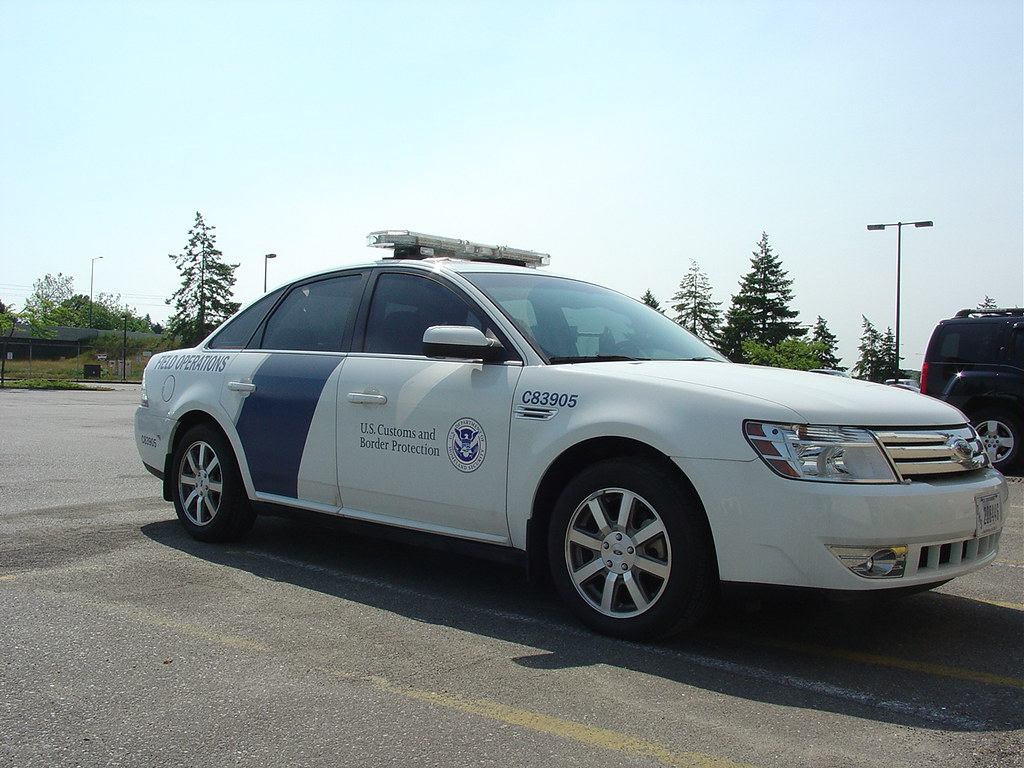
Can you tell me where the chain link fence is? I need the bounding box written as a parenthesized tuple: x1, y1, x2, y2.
(1, 331, 171, 383)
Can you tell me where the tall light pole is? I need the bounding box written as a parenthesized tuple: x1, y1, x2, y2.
(264, 253, 277, 292)
(866, 220, 933, 380)
(121, 311, 128, 382)
(89, 256, 104, 329)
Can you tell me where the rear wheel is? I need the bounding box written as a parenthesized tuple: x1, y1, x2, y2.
(972, 408, 1021, 471)
(171, 424, 255, 542)
(547, 457, 717, 640)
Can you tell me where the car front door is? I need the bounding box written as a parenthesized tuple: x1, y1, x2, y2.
(336, 270, 522, 543)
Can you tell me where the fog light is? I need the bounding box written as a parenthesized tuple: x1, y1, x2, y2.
(828, 546, 908, 579)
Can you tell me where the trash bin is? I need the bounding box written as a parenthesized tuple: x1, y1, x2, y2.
(84, 364, 101, 379)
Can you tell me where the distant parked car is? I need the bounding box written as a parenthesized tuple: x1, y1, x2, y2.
(922, 307, 1023, 471)
(885, 378, 920, 393)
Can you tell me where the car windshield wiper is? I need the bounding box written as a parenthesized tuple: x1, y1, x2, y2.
(547, 355, 645, 364)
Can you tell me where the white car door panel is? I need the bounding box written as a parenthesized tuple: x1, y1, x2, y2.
(337, 356, 520, 542)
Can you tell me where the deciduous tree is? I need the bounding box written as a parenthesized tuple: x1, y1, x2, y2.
(742, 337, 827, 370)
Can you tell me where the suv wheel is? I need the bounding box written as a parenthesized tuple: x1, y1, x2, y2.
(972, 408, 1021, 471)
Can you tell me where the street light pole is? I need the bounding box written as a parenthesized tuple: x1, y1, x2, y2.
(264, 253, 277, 292)
(866, 220, 933, 381)
(89, 256, 103, 329)
(121, 311, 128, 382)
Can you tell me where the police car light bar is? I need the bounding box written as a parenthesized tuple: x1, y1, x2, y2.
(367, 230, 550, 268)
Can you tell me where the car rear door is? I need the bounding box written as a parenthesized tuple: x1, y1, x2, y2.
(220, 272, 365, 509)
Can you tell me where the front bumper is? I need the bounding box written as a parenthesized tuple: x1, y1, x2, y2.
(676, 456, 1007, 591)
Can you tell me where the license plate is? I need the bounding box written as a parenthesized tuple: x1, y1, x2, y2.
(975, 493, 1002, 537)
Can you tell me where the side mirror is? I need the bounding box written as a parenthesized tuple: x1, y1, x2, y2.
(422, 326, 506, 363)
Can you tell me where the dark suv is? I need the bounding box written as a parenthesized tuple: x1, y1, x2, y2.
(922, 308, 1023, 471)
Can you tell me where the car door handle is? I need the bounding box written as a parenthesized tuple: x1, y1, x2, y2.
(347, 392, 388, 405)
(227, 381, 257, 393)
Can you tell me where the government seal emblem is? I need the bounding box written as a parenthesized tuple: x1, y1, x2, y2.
(448, 418, 486, 473)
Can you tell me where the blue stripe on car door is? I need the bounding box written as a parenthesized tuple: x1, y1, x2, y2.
(235, 355, 342, 498)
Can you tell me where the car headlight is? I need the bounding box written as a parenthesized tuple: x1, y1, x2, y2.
(744, 421, 899, 484)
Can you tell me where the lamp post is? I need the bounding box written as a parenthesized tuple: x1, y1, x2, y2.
(121, 311, 128, 382)
(866, 220, 933, 381)
(89, 256, 104, 329)
(264, 253, 277, 292)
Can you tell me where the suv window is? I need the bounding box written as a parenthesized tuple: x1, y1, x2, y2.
(1014, 327, 1024, 364)
(260, 274, 362, 352)
(362, 272, 490, 356)
(208, 288, 285, 349)
(932, 322, 1003, 365)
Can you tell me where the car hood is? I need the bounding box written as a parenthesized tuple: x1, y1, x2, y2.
(579, 361, 963, 426)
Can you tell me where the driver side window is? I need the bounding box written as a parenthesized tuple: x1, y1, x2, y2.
(363, 273, 486, 356)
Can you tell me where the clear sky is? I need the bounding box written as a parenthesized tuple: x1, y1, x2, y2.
(2, 0, 1021, 369)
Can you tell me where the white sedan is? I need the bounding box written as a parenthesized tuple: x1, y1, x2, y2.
(135, 231, 1006, 639)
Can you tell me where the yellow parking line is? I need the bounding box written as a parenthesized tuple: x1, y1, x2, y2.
(0, 564, 109, 581)
(356, 673, 757, 768)
(982, 599, 1024, 609)
(92, 599, 757, 768)
(932, 591, 1024, 611)
(88, 600, 272, 653)
(961, 596, 1024, 610)
(732, 635, 1023, 690)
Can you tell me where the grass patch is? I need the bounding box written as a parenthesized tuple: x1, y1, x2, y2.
(0, 379, 113, 391)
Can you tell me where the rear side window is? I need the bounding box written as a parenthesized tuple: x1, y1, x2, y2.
(931, 322, 1003, 365)
(208, 288, 285, 349)
(260, 274, 363, 352)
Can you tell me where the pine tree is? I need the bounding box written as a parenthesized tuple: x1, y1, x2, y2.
(810, 316, 843, 370)
(719, 233, 804, 362)
(880, 326, 899, 379)
(640, 290, 664, 313)
(166, 212, 240, 346)
(978, 295, 998, 310)
(670, 260, 722, 347)
(852, 316, 896, 382)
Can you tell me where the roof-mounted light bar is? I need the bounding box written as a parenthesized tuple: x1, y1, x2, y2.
(367, 230, 550, 268)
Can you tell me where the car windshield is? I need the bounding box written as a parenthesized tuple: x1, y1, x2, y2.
(464, 272, 727, 363)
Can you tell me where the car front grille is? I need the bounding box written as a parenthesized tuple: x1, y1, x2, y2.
(874, 426, 988, 479)
(913, 532, 1001, 576)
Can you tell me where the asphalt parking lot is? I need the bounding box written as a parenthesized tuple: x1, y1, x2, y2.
(1, 385, 1021, 768)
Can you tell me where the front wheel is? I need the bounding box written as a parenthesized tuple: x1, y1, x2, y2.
(972, 408, 1021, 472)
(171, 424, 255, 542)
(547, 458, 717, 640)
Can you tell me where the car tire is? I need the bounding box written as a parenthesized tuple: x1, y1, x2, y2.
(171, 423, 255, 542)
(972, 408, 1021, 472)
(547, 457, 717, 640)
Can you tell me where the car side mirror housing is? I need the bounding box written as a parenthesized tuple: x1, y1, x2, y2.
(422, 326, 506, 363)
